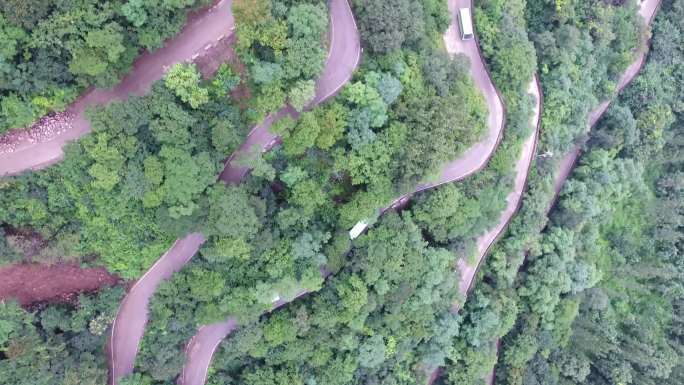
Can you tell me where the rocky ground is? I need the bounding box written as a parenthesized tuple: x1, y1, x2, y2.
(0, 111, 75, 154)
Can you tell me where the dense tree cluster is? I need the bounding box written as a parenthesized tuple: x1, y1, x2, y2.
(0, 62, 243, 278)
(126, 0, 492, 383)
(200, 213, 461, 385)
(0, 287, 124, 385)
(0, 0, 212, 133)
(232, 0, 329, 119)
(2, 1, 680, 385)
(441, 1, 684, 384)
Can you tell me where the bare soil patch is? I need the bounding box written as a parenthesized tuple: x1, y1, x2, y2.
(195, 33, 252, 107)
(0, 263, 121, 306)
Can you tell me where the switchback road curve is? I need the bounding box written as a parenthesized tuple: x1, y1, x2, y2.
(184, 1, 510, 384)
(0, 0, 235, 176)
(180, 1, 360, 383)
(426, 74, 541, 385)
(108, 1, 360, 384)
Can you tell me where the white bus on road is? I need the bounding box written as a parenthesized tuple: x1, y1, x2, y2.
(458, 8, 474, 40)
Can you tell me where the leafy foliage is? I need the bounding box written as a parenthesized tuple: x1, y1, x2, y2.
(0, 0, 211, 133)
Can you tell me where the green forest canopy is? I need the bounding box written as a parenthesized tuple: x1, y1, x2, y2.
(1, 1, 682, 385)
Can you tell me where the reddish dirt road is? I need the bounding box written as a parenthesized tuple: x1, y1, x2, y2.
(0, 0, 235, 177)
(0, 263, 120, 306)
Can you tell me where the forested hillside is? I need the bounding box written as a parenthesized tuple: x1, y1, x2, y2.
(0, 0, 214, 133)
(0, 62, 243, 278)
(0, 1, 681, 385)
(126, 0, 494, 382)
(495, 1, 683, 382)
(0, 288, 124, 385)
(443, 0, 682, 384)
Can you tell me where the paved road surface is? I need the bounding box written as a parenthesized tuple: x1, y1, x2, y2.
(0, 0, 235, 176)
(180, 288, 311, 385)
(555, 0, 660, 200)
(455, 77, 541, 306)
(108, 1, 360, 384)
(351, 0, 505, 234)
(109, 233, 206, 384)
(219, 0, 360, 183)
(181, 2, 360, 384)
(424, 75, 540, 385)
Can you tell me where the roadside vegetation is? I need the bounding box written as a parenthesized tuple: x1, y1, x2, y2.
(0, 287, 124, 385)
(1, 1, 681, 385)
(127, 0, 492, 383)
(0, 62, 243, 278)
(442, 1, 683, 384)
(491, 1, 684, 383)
(0, 0, 214, 134)
(196, 0, 540, 383)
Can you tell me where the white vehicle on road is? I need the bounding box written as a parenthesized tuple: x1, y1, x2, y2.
(458, 7, 474, 40)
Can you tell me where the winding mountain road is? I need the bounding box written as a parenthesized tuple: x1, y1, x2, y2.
(184, 1, 510, 383)
(180, 2, 360, 384)
(350, 0, 505, 234)
(219, 0, 360, 183)
(108, 1, 360, 384)
(455, 76, 541, 307)
(425, 74, 541, 385)
(109, 233, 206, 384)
(555, 0, 661, 200)
(0, 0, 235, 177)
(183, 1, 509, 384)
(483, 1, 660, 384)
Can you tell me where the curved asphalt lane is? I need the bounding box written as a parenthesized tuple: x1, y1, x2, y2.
(481, 1, 660, 384)
(181, 2, 360, 385)
(219, 0, 361, 183)
(0, 0, 235, 177)
(424, 76, 541, 385)
(108, 1, 360, 385)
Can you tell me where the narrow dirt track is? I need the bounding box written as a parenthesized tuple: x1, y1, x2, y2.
(108, 1, 360, 384)
(0, 0, 235, 177)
